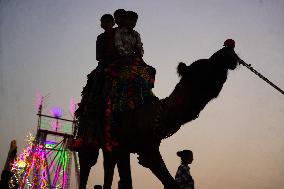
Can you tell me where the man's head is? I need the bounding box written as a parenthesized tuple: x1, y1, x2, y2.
(100, 14, 115, 31)
(125, 11, 138, 30)
(10, 139, 17, 150)
(177, 150, 193, 164)
(113, 9, 126, 28)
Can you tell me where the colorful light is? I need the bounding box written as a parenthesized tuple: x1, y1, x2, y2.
(26, 132, 35, 146)
(35, 90, 42, 111)
(12, 134, 71, 189)
(69, 98, 76, 117)
(50, 107, 62, 118)
(13, 97, 77, 188)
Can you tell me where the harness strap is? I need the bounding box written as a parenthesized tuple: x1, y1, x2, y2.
(153, 97, 182, 141)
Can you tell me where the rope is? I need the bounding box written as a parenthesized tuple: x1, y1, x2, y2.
(239, 59, 284, 96)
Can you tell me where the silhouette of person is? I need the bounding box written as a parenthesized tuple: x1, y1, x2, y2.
(96, 14, 117, 63)
(3, 140, 17, 171)
(113, 9, 126, 29)
(102, 10, 157, 151)
(0, 140, 18, 189)
(71, 14, 117, 151)
(114, 10, 144, 59)
(175, 150, 195, 189)
(73, 10, 154, 189)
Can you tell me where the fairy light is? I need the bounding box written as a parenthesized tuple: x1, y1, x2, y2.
(39, 148, 47, 189)
(69, 97, 76, 118)
(12, 141, 50, 189)
(50, 107, 62, 118)
(26, 132, 35, 146)
(13, 96, 77, 189)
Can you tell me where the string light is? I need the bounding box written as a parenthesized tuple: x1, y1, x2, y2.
(11, 135, 71, 188)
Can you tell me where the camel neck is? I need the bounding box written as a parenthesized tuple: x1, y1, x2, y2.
(161, 87, 200, 130)
(155, 94, 193, 140)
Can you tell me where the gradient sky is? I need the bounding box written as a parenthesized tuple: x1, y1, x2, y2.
(1, 0, 284, 189)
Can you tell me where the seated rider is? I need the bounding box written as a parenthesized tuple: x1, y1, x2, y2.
(71, 10, 157, 152)
(102, 11, 157, 151)
(113, 9, 126, 30)
(115, 10, 144, 59)
(71, 14, 117, 151)
(114, 10, 157, 102)
(96, 14, 117, 64)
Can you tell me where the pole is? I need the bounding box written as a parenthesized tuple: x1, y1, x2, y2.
(238, 59, 284, 96)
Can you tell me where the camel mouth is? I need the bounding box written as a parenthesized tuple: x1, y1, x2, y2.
(227, 53, 241, 70)
(228, 61, 238, 70)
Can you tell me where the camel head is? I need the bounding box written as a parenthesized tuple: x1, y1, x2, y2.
(209, 39, 240, 70)
(177, 40, 239, 79)
(172, 40, 240, 124)
(177, 39, 240, 80)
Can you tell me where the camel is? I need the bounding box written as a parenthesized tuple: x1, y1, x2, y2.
(78, 40, 240, 189)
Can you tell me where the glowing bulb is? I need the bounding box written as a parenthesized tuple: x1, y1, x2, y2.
(50, 107, 62, 118)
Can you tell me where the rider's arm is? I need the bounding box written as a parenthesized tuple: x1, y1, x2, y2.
(134, 31, 144, 58)
(96, 34, 104, 61)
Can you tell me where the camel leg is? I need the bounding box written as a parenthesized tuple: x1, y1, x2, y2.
(138, 150, 177, 189)
(78, 149, 99, 189)
(102, 151, 116, 189)
(102, 150, 132, 189)
(117, 152, 132, 189)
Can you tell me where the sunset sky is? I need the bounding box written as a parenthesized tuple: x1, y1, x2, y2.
(1, 0, 284, 188)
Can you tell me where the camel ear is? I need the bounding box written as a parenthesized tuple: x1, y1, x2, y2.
(177, 62, 187, 77)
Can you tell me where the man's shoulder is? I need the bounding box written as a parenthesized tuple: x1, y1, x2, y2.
(97, 32, 105, 40)
(180, 164, 189, 170)
(132, 29, 140, 35)
(115, 27, 127, 34)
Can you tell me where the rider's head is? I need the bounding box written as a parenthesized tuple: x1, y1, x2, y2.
(100, 14, 115, 31)
(113, 9, 126, 28)
(125, 11, 138, 30)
